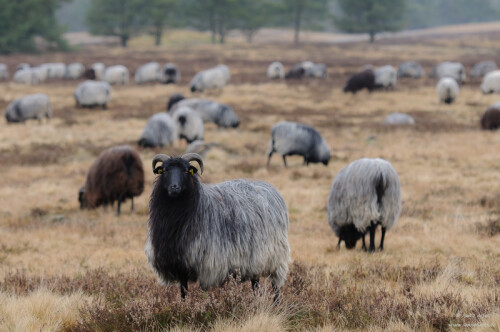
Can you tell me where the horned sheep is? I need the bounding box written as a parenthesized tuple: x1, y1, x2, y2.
(138, 113, 178, 148)
(169, 96, 240, 128)
(267, 61, 285, 79)
(480, 70, 500, 94)
(145, 153, 290, 301)
(172, 106, 204, 143)
(74, 80, 112, 109)
(436, 77, 459, 104)
(267, 121, 330, 167)
(5, 93, 52, 123)
(190, 64, 230, 92)
(79, 145, 144, 216)
(327, 158, 402, 252)
(135, 62, 160, 84)
(160, 63, 180, 84)
(104, 65, 129, 85)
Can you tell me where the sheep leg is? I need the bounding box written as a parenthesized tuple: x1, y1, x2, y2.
(368, 221, 376, 253)
(282, 155, 287, 167)
(266, 152, 273, 167)
(116, 199, 121, 216)
(272, 283, 280, 304)
(130, 197, 134, 212)
(180, 280, 188, 299)
(337, 237, 341, 249)
(362, 234, 367, 251)
(379, 226, 386, 251)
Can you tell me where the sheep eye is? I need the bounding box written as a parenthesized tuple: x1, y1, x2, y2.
(154, 167, 164, 174)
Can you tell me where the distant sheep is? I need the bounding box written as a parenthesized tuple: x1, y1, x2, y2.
(84, 68, 96, 80)
(436, 77, 459, 104)
(91, 63, 106, 80)
(172, 106, 204, 143)
(74, 80, 111, 109)
(305, 63, 327, 78)
(13, 68, 39, 85)
(66, 63, 85, 80)
(480, 103, 500, 130)
(79, 145, 144, 216)
(5, 94, 52, 123)
(267, 121, 330, 167)
(285, 61, 326, 79)
(470, 61, 497, 78)
(104, 65, 129, 85)
(160, 63, 180, 84)
(167, 93, 185, 111)
(480, 70, 500, 94)
(384, 113, 415, 126)
(327, 158, 402, 252)
(135, 62, 160, 84)
(343, 69, 375, 94)
(190, 64, 230, 92)
(170, 97, 240, 128)
(285, 62, 306, 79)
(0, 64, 9, 80)
(430, 62, 466, 83)
(375, 65, 397, 89)
(267, 61, 285, 79)
(33, 65, 49, 82)
(397, 61, 424, 78)
(138, 113, 178, 148)
(44, 63, 67, 79)
(146, 153, 290, 301)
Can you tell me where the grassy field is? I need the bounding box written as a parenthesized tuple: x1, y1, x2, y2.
(0, 30, 500, 331)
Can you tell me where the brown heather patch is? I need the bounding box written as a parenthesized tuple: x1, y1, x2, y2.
(475, 218, 500, 237)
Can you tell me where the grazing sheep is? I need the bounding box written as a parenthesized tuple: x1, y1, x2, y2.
(79, 145, 144, 216)
(167, 93, 185, 111)
(74, 80, 112, 109)
(267, 121, 330, 167)
(267, 61, 285, 79)
(305, 63, 327, 78)
(160, 63, 180, 84)
(480, 103, 500, 130)
(33, 65, 49, 82)
(397, 61, 424, 78)
(190, 64, 230, 92)
(470, 61, 497, 78)
(66, 63, 85, 80)
(384, 113, 415, 126)
(84, 68, 96, 80)
(436, 77, 459, 104)
(138, 113, 178, 148)
(172, 106, 204, 143)
(13, 68, 39, 85)
(91, 63, 106, 80)
(480, 70, 500, 94)
(285, 62, 306, 79)
(104, 65, 129, 85)
(5, 94, 52, 123)
(327, 158, 402, 252)
(184, 140, 214, 158)
(430, 61, 466, 83)
(146, 153, 290, 301)
(170, 98, 240, 128)
(44, 63, 67, 79)
(135, 62, 160, 84)
(343, 69, 375, 94)
(375, 65, 397, 89)
(0, 64, 9, 80)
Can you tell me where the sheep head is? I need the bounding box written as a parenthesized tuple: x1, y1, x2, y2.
(152, 153, 203, 198)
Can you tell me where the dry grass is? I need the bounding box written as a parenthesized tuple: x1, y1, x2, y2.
(1, 28, 500, 331)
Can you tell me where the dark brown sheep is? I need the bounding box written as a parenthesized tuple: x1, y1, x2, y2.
(84, 68, 96, 80)
(481, 104, 500, 130)
(285, 63, 306, 79)
(79, 145, 144, 215)
(343, 69, 375, 94)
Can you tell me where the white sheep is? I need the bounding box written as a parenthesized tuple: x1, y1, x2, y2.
(190, 64, 230, 92)
(104, 65, 129, 85)
(436, 77, 459, 104)
(397, 61, 424, 78)
(384, 113, 415, 125)
(431, 62, 466, 83)
(480, 70, 500, 94)
(74, 80, 112, 108)
(267, 61, 285, 79)
(172, 106, 204, 143)
(91, 63, 106, 80)
(470, 61, 497, 78)
(138, 113, 178, 148)
(159, 63, 180, 84)
(5, 94, 52, 123)
(375, 65, 397, 89)
(135, 62, 160, 84)
(13, 68, 39, 85)
(66, 63, 85, 80)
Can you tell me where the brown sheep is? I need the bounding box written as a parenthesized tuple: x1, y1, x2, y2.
(481, 104, 500, 130)
(79, 145, 144, 215)
(84, 68, 96, 80)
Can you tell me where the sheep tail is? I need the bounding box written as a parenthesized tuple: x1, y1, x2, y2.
(375, 173, 387, 206)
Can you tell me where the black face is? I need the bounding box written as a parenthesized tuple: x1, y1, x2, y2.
(338, 224, 364, 250)
(155, 159, 198, 198)
(78, 186, 86, 209)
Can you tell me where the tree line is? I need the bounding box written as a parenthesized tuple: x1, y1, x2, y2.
(1, 0, 500, 53)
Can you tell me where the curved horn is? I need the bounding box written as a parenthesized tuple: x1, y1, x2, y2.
(152, 154, 170, 173)
(182, 153, 204, 174)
